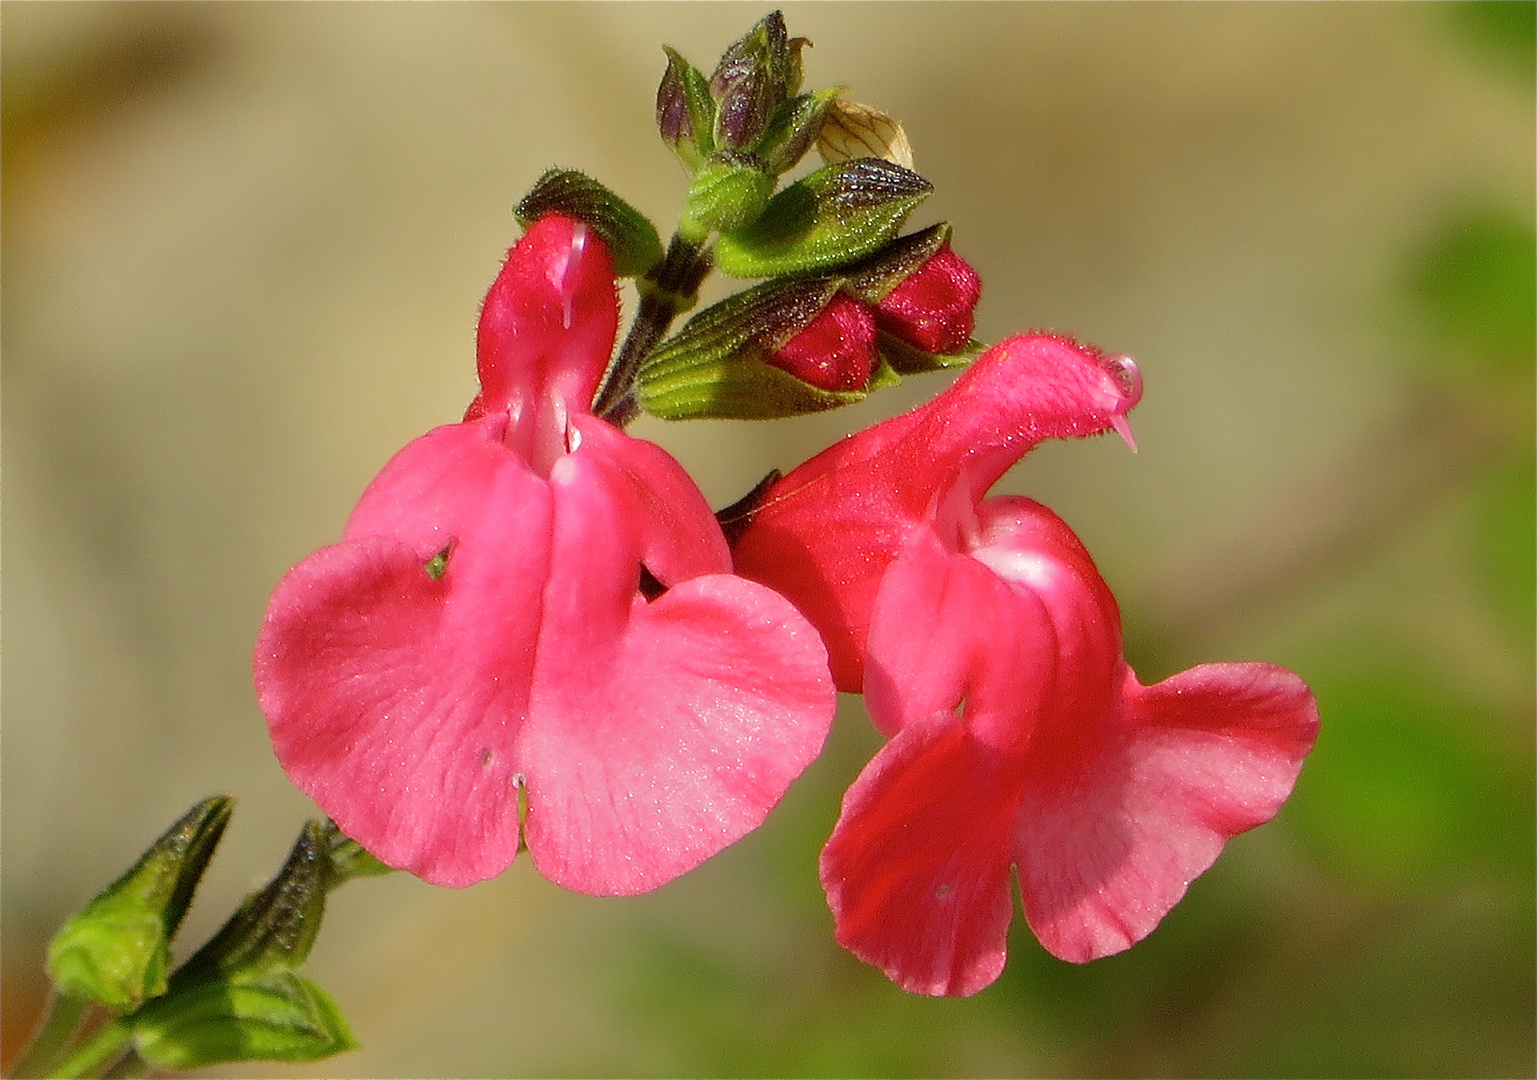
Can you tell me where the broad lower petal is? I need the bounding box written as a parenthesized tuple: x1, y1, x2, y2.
(1016, 661, 1318, 963)
(864, 525, 1052, 747)
(521, 436, 835, 895)
(821, 709, 1020, 997)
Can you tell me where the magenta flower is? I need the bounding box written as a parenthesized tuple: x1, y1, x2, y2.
(734, 334, 1317, 995)
(255, 215, 834, 893)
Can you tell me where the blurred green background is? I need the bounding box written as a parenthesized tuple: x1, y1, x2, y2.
(3, 3, 1532, 1076)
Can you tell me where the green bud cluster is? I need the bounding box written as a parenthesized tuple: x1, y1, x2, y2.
(17, 801, 387, 1077)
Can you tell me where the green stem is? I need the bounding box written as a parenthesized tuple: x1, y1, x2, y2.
(97, 1051, 147, 1080)
(41, 1019, 131, 1080)
(7, 992, 91, 1079)
(595, 232, 713, 424)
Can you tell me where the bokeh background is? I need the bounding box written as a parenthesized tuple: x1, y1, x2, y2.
(4, 3, 1532, 1076)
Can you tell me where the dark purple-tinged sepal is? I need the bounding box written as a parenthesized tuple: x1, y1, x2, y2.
(657, 45, 717, 170)
(714, 157, 932, 278)
(514, 169, 664, 278)
(638, 276, 900, 419)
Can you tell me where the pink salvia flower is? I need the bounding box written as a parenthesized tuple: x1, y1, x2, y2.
(255, 215, 834, 893)
(734, 334, 1317, 995)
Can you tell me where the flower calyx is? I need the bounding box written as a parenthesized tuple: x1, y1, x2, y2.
(515, 169, 664, 279)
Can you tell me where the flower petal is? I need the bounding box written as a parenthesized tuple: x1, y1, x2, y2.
(821, 709, 1019, 997)
(1017, 662, 1318, 965)
(471, 214, 620, 474)
(735, 334, 1139, 690)
(864, 523, 1052, 747)
(521, 430, 834, 895)
(255, 421, 554, 886)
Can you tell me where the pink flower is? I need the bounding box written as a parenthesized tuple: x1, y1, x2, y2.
(873, 242, 981, 355)
(734, 334, 1317, 995)
(255, 215, 834, 893)
(767, 292, 878, 393)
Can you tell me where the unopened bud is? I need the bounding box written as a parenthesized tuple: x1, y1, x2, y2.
(47, 796, 233, 1012)
(767, 293, 877, 393)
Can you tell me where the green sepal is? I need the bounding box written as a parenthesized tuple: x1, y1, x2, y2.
(657, 46, 716, 169)
(758, 86, 845, 176)
(682, 153, 775, 236)
(715, 158, 933, 278)
(323, 823, 394, 888)
(878, 331, 986, 376)
(47, 796, 233, 1012)
(841, 223, 954, 304)
(514, 169, 664, 278)
(639, 277, 894, 420)
(174, 821, 330, 985)
(132, 969, 356, 1069)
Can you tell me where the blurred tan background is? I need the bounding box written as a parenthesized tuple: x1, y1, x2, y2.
(4, 3, 1532, 1076)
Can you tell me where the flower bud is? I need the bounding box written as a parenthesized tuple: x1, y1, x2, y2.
(47, 796, 233, 1012)
(656, 46, 715, 170)
(766, 292, 877, 393)
(638, 277, 896, 419)
(709, 11, 797, 152)
(873, 243, 981, 355)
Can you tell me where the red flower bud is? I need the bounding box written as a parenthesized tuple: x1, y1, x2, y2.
(768, 293, 878, 393)
(874, 244, 981, 355)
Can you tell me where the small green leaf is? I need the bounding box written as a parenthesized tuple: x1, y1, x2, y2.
(47, 796, 233, 1012)
(133, 969, 356, 1069)
(715, 158, 932, 278)
(514, 169, 664, 278)
(877, 331, 985, 376)
(757, 86, 845, 176)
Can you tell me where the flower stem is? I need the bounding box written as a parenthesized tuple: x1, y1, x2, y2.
(7, 992, 91, 1079)
(595, 232, 713, 424)
(39, 1019, 131, 1080)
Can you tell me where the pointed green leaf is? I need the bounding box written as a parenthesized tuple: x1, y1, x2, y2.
(174, 821, 329, 986)
(47, 796, 233, 1012)
(877, 331, 985, 375)
(715, 158, 932, 278)
(514, 169, 664, 277)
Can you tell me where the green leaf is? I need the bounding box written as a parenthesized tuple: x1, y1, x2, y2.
(757, 86, 845, 176)
(47, 796, 233, 1012)
(132, 969, 356, 1069)
(715, 158, 932, 278)
(514, 169, 664, 278)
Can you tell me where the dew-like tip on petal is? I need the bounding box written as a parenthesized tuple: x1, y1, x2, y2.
(1103, 353, 1141, 452)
